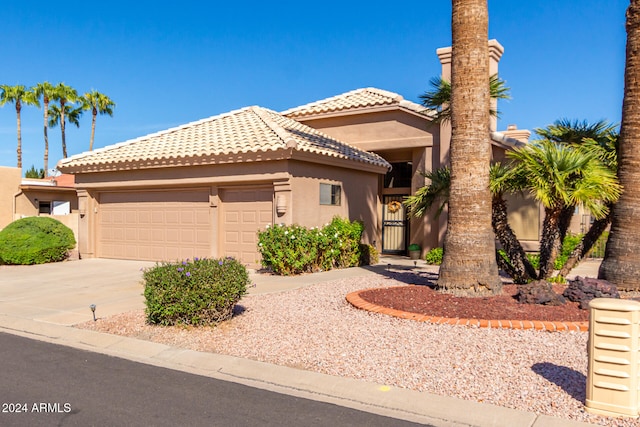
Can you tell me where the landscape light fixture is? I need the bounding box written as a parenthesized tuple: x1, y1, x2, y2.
(387, 263, 391, 272)
(90, 304, 96, 321)
(414, 260, 417, 268)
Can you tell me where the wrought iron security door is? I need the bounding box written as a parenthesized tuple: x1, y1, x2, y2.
(382, 195, 408, 254)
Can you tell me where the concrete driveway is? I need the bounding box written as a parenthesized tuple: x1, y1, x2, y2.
(0, 256, 602, 328)
(0, 258, 155, 326)
(0, 257, 387, 327)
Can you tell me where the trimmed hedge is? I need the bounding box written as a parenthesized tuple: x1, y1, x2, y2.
(0, 217, 76, 265)
(143, 257, 249, 326)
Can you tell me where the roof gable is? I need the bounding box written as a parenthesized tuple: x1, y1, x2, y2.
(282, 87, 432, 119)
(57, 106, 390, 173)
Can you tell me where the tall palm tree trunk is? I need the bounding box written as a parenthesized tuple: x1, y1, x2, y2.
(599, 0, 640, 290)
(15, 100, 22, 169)
(560, 213, 611, 277)
(43, 96, 49, 176)
(437, 0, 501, 296)
(90, 107, 97, 151)
(60, 100, 67, 158)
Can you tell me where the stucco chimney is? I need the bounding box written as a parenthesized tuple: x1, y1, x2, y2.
(502, 124, 531, 143)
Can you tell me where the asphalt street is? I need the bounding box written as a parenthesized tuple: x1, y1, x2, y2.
(0, 332, 431, 427)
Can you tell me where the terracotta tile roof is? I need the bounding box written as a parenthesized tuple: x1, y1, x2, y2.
(57, 106, 391, 172)
(282, 87, 431, 118)
(53, 174, 75, 187)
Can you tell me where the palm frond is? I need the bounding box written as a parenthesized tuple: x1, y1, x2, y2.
(534, 119, 618, 145)
(419, 74, 510, 124)
(507, 140, 621, 215)
(404, 167, 451, 218)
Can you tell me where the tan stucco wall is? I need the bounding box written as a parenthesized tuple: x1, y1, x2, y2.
(296, 110, 442, 255)
(72, 157, 386, 259)
(15, 189, 79, 216)
(297, 110, 435, 153)
(0, 167, 22, 230)
(505, 192, 542, 249)
(73, 161, 291, 259)
(287, 160, 381, 248)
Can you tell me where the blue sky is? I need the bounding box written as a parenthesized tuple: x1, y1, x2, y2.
(0, 0, 629, 172)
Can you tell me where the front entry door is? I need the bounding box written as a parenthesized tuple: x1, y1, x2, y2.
(382, 195, 408, 254)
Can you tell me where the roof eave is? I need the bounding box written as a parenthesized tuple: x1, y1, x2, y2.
(57, 149, 293, 174)
(285, 104, 433, 122)
(289, 150, 390, 174)
(20, 185, 76, 192)
(490, 131, 527, 149)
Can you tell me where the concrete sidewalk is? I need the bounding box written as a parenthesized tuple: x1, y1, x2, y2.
(0, 257, 598, 427)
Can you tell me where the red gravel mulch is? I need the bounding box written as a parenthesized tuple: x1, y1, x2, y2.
(359, 284, 590, 322)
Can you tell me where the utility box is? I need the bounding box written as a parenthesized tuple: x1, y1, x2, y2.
(586, 298, 640, 418)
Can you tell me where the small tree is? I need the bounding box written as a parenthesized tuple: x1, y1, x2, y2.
(507, 140, 621, 279)
(25, 165, 45, 179)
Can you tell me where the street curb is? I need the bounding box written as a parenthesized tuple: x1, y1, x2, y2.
(0, 314, 593, 427)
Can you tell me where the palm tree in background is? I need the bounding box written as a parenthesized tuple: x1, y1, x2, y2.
(437, 0, 502, 295)
(599, 0, 640, 291)
(49, 104, 84, 151)
(82, 90, 115, 151)
(420, 74, 511, 124)
(33, 82, 56, 176)
(53, 83, 79, 158)
(0, 85, 40, 169)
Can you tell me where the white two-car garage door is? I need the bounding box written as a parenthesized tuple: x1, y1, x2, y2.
(98, 190, 212, 261)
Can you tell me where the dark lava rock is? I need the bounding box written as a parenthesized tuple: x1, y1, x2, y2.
(516, 280, 566, 306)
(563, 276, 619, 310)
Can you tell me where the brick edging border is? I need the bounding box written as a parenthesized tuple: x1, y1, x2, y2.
(346, 288, 589, 332)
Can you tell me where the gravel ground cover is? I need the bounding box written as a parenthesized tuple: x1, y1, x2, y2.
(77, 273, 639, 427)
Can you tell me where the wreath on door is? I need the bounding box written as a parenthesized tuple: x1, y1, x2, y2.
(388, 200, 402, 213)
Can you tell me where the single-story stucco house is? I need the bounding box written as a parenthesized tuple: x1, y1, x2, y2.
(0, 166, 79, 241)
(53, 39, 544, 267)
(57, 106, 390, 267)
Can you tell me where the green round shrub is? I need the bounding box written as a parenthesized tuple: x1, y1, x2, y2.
(143, 257, 249, 326)
(0, 217, 76, 265)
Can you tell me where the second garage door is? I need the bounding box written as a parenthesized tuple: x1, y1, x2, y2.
(221, 188, 273, 267)
(98, 189, 212, 261)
